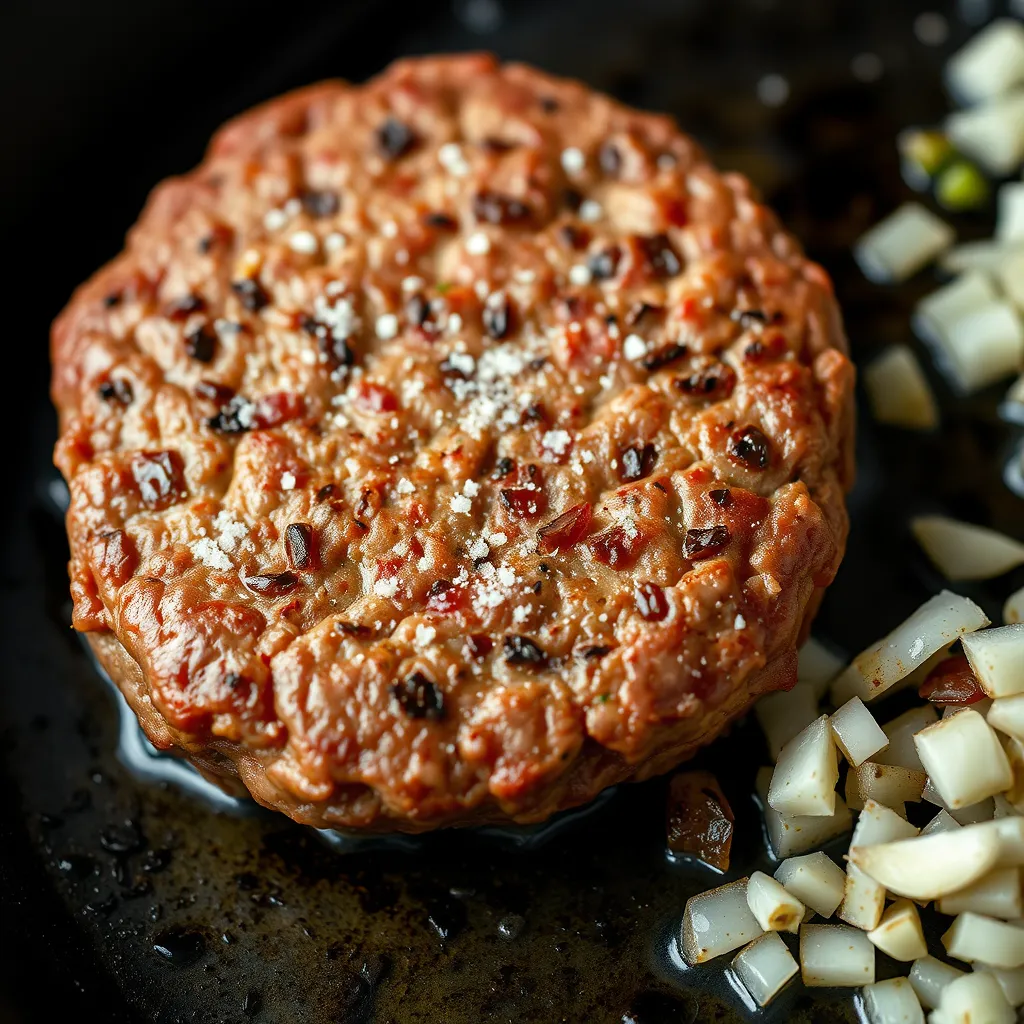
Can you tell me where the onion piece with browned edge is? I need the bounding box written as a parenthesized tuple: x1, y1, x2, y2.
(773, 852, 846, 919)
(767, 715, 838, 817)
(799, 923, 875, 987)
(938, 867, 1024, 919)
(845, 761, 926, 815)
(831, 591, 989, 705)
(746, 871, 804, 933)
(867, 899, 928, 962)
(942, 913, 1024, 969)
(1005, 587, 1024, 625)
(962, 625, 1024, 697)
(830, 697, 888, 767)
(860, 976, 924, 1024)
(912, 517, 1024, 581)
(680, 878, 763, 964)
(938, 971, 1015, 1024)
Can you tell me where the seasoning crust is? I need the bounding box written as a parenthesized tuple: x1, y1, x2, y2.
(52, 54, 854, 831)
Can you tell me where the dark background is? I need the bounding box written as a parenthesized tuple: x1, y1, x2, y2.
(1, 1, 1021, 1021)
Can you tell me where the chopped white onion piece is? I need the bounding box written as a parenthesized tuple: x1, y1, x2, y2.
(951, 798, 997, 827)
(914, 709, 1012, 809)
(799, 923, 875, 987)
(846, 760, 927, 815)
(830, 697, 889, 767)
(1002, 736, 1024, 810)
(864, 346, 940, 431)
(909, 956, 965, 1009)
(939, 240, 1024, 276)
(938, 970, 1015, 1023)
(998, 182, 1024, 243)
(837, 864, 886, 931)
(767, 715, 838, 817)
(1000, 256, 1024, 314)
(763, 795, 853, 859)
(746, 871, 804, 933)
(929, 301, 1024, 394)
(946, 91, 1024, 177)
(1005, 587, 1024, 625)
(680, 877, 764, 964)
(914, 271, 997, 348)
(991, 816, 1024, 866)
(939, 867, 1024, 919)
(798, 637, 846, 698)
(755, 682, 819, 761)
(921, 809, 963, 836)
(855, 203, 956, 284)
(854, 798, 922, 846)
(911, 518, 1024, 581)
(867, 899, 928, 962)
(989, 696, 1024, 740)
(993, 794, 1021, 818)
(879, 705, 940, 770)
(849, 826, 1002, 900)
(945, 18, 1024, 103)
(773, 852, 846, 918)
(942, 913, 1024, 969)
(973, 964, 1024, 1007)
(730, 931, 798, 1007)
(830, 591, 989, 704)
(861, 977, 924, 1024)
(962, 625, 1024, 696)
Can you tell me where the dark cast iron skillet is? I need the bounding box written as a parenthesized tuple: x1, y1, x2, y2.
(2, 0, 1022, 1020)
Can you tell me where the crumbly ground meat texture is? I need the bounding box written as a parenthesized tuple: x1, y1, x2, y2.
(51, 54, 854, 832)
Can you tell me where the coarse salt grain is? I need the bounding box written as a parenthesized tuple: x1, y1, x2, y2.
(623, 334, 648, 360)
(542, 429, 572, 455)
(438, 142, 470, 176)
(497, 566, 516, 587)
(263, 208, 287, 231)
(735, 614, 747, 629)
(191, 538, 232, 571)
(463, 479, 481, 497)
(579, 199, 603, 222)
(280, 472, 297, 491)
(376, 313, 399, 340)
(569, 264, 592, 285)
(381, 220, 398, 239)
(283, 198, 302, 217)
(451, 495, 473, 514)
(373, 578, 399, 599)
(561, 147, 586, 175)
(289, 230, 319, 254)
(414, 624, 437, 647)
(324, 232, 347, 252)
(396, 478, 415, 495)
(466, 232, 491, 255)
(469, 537, 490, 559)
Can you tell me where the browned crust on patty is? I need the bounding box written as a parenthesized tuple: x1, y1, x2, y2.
(52, 53, 854, 831)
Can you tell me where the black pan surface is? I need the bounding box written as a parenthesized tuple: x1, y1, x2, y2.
(2, 0, 1022, 1021)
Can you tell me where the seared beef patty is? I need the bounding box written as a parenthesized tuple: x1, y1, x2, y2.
(51, 55, 854, 831)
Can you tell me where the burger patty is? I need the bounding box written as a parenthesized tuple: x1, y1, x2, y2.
(51, 54, 855, 832)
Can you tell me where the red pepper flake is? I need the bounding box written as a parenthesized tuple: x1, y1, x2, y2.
(193, 380, 235, 405)
(466, 634, 493, 659)
(684, 526, 731, 559)
(184, 324, 216, 363)
(376, 118, 418, 160)
(284, 523, 314, 570)
(503, 634, 547, 667)
(709, 488, 732, 508)
(231, 279, 270, 313)
(500, 487, 546, 518)
(390, 672, 444, 720)
(244, 571, 300, 597)
(537, 502, 592, 553)
(637, 233, 682, 278)
(472, 190, 532, 226)
(355, 381, 398, 414)
(131, 450, 186, 509)
(252, 392, 305, 429)
(620, 444, 658, 482)
(589, 523, 647, 570)
(728, 426, 771, 470)
(641, 343, 688, 372)
(675, 360, 736, 399)
(919, 655, 987, 706)
(635, 582, 669, 621)
(666, 770, 735, 870)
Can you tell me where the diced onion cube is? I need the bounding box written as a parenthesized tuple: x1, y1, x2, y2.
(863, 346, 939, 430)
(763, 796, 853, 860)
(962, 625, 1024, 697)
(799, 923, 875, 987)
(973, 964, 1024, 1007)
(942, 913, 1024, 969)
(746, 871, 804, 933)
(854, 798, 921, 846)
(680, 878, 764, 964)
(854, 203, 955, 284)
(911, 518, 1024, 581)
(939, 867, 1024, 919)
(914, 272, 998, 347)
(730, 931, 798, 1007)
(838, 866, 886, 931)
(938, 970, 1015, 1023)
(861, 976, 924, 1024)
(1001, 257, 1024, 314)
(946, 91, 1024, 177)
(991, 816, 1024, 866)
(909, 955, 965, 1009)
(920, 809, 963, 836)
(945, 18, 1024, 103)
(798, 637, 846, 698)
(850, 825, 1002, 900)
(998, 182, 1024, 243)
(879, 705, 940, 770)
(867, 899, 928, 961)
(914, 709, 1012, 808)
(846, 762, 926, 813)
(930, 302, 1024, 394)
(940, 240, 1024, 277)
(830, 697, 888, 767)
(773, 852, 846, 919)
(1005, 587, 1024, 625)
(755, 682, 819, 760)
(989, 695, 1024, 740)
(831, 591, 989, 704)
(767, 715, 838, 817)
